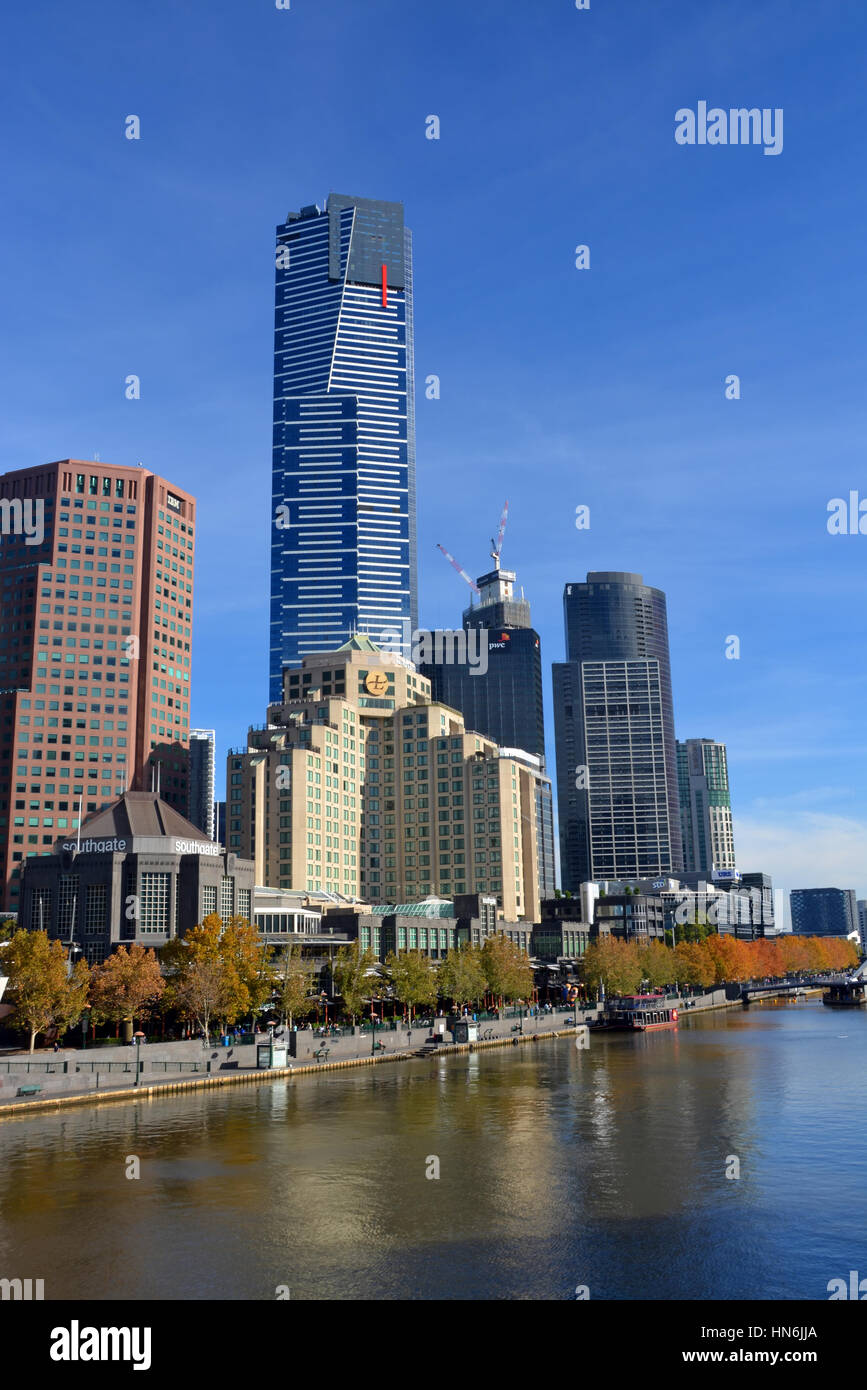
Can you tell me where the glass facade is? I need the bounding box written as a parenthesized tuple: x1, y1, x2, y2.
(790, 887, 858, 938)
(554, 573, 682, 890)
(188, 729, 215, 839)
(270, 194, 417, 699)
(677, 737, 736, 873)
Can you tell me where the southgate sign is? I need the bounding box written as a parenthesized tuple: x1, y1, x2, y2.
(62, 838, 127, 855)
(61, 837, 221, 857)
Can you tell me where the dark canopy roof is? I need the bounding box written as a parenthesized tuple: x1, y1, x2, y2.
(78, 791, 214, 843)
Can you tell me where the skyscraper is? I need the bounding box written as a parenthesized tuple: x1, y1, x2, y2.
(553, 571, 682, 891)
(187, 728, 215, 840)
(421, 557, 553, 897)
(0, 460, 195, 912)
(677, 738, 736, 874)
(270, 193, 417, 701)
(790, 887, 858, 938)
(424, 561, 545, 763)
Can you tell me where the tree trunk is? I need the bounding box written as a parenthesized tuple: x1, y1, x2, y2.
(29, 1028, 36, 1054)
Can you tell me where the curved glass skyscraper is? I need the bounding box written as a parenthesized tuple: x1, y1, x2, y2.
(553, 571, 683, 890)
(270, 193, 417, 702)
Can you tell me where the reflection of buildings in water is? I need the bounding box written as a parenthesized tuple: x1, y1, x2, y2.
(570, 1022, 761, 1222)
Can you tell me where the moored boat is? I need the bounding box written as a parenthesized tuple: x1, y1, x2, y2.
(593, 993, 679, 1032)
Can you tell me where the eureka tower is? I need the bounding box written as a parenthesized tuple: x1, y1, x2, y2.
(270, 193, 418, 701)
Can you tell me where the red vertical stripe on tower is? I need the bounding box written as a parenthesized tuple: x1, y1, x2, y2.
(381, 264, 387, 306)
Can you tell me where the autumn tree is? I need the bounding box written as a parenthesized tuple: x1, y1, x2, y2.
(437, 944, 487, 1010)
(637, 940, 675, 991)
(778, 935, 811, 975)
(385, 949, 438, 1023)
(161, 914, 273, 1031)
(169, 958, 231, 1042)
(0, 931, 90, 1053)
(220, 917, 273, 1023)
(674, 940, 715, 988)
(89, 944, 165, 1037)
(579, 938, 641, 997)
(480, 933, 534, 1006)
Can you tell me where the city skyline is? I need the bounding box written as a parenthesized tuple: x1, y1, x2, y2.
(1, 1, 865, 913)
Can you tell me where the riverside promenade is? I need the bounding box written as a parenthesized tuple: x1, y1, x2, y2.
(0, 1005, 599, 1114)
(0, 985, 751, 1117)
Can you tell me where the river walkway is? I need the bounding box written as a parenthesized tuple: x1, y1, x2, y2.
(0, 985, 756, 1117)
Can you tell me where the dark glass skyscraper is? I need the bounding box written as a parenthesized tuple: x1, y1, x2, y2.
(790, 887, 858, 938)
(423, 564, 544, 762)
(270, 193, 417, 702)
(553, 571, 683, 890)
(422, 560, 553, 897)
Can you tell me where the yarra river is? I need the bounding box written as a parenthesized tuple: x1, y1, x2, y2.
(1, 999, 865, 1301)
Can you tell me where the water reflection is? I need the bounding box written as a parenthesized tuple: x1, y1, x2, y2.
(0, 1001, 864, 1300)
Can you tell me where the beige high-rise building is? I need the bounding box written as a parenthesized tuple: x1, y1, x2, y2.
(227, 636, 540, 921)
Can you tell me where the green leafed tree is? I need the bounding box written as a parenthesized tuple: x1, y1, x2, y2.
(271, 944, 316, 1027)
(437, 944, 487, 1010)
(332, 943, 378, 1023)
(385, 949, 438, 1023)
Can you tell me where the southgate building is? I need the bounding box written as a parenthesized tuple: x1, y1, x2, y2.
(19, 790, 254, 965)
(270, 193, 417, 699)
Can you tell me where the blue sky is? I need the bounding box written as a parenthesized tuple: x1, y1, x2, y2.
(1, 0, 865, 908)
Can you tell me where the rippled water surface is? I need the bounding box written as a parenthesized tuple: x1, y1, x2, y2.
(1, 999, 864, 1300)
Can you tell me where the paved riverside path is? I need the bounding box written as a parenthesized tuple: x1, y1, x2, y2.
(0, 1009, 600, 1107)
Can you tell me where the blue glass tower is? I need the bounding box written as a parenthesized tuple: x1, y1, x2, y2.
(270, 193, 417, 701)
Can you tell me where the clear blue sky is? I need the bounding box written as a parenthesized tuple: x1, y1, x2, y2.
(1, 0, 865, 908)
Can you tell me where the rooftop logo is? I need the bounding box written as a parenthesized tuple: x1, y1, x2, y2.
(174, 839, 221, 856)
(675, 103, 783, 156)
(0, 497, 44, 546)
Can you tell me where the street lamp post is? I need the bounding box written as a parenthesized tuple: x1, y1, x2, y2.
(133, 1032, 145, 1087)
